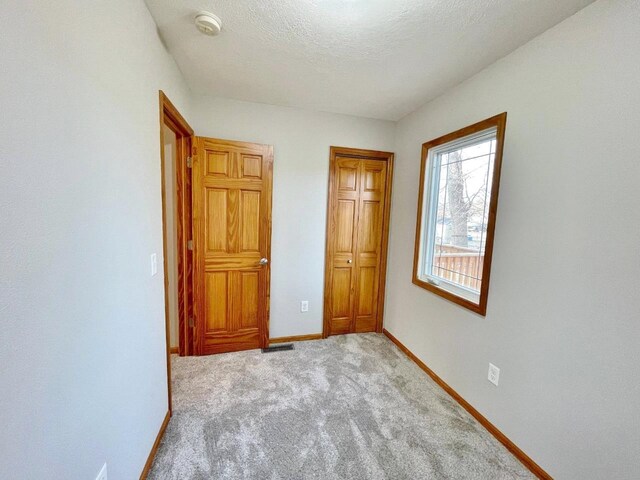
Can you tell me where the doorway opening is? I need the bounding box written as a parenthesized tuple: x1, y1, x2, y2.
(159, 91, 194, 412)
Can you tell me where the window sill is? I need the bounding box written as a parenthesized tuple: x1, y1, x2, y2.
(412, 276, 487, 316)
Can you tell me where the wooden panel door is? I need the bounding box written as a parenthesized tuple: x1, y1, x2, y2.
(193, 137, 273, 354)
(324, 147, 393, 337)
(354, 159, 388, 332)
(326, 157, 360, 335)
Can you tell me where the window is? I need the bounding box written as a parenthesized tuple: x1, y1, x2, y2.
(413, 113, 507, 315)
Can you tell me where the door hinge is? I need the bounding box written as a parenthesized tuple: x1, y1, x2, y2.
(186, 156, 193, 168)
(187, 239, 193, 251)
(188, 317, 194, 328)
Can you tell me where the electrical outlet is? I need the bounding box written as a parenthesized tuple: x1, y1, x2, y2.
(150, 253, 158, 276)
(300, 300, 309, 312)
(95, 463, 107, 480)
(488, 363, 500, 386)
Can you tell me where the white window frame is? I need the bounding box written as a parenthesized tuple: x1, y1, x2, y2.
(416, 127, 497, 305)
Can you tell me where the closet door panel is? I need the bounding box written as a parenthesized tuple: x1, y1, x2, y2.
(324, 149, 393, 337)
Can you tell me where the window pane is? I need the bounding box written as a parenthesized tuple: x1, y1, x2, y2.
(427, 137, 495, 293)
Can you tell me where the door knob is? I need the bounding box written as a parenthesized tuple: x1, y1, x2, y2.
(347, 259, 352, 264)
(259, 258, 269, 266)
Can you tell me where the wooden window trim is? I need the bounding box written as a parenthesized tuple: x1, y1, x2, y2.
(412, 113, 507, 316)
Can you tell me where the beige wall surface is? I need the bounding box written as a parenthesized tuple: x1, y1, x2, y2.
(385, 1, 640, 478)
(0, 1, 191, 478)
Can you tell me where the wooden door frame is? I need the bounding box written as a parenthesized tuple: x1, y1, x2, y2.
(322, 146, 394, 338)
(159, 91, 194, 413)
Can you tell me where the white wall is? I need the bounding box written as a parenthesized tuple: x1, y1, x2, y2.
(163, 125, 179, 348)
(190, 97, 396, 338)
(385, 0, 640, 478)
(0, 1, 191, 479)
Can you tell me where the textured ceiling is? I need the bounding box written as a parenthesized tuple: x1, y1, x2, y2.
(145, 0, 594, 120)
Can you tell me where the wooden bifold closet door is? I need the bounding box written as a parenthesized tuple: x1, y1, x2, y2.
(323, 147, 394, 337)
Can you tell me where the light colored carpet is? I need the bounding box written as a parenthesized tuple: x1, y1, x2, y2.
(148, 333, 534, 479)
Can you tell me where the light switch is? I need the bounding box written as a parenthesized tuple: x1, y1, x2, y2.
(150, 253, 158, 276)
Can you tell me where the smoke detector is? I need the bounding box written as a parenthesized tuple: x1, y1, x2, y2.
(195, 12, 222, 36)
